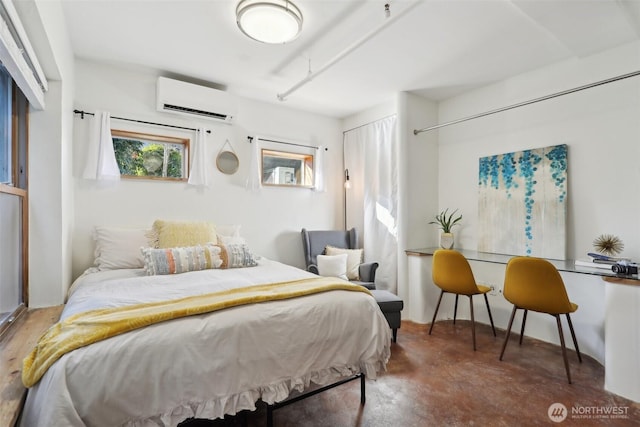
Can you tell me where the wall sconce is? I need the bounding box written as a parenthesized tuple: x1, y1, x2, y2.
(344, 169, 351, 189)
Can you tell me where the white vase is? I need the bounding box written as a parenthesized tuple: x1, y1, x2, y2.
(440, 232, 454, 249)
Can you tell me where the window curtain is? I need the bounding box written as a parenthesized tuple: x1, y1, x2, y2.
(82, 111, 120, 181)
(343, 115, 398, 293)
(187, 127, 208, 187)
(245, 139, 261, 191)
(313, 146, 325, 192)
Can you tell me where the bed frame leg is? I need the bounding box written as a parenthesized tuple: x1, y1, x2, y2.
(265, 372, 364, 426)
(267, 405, 273, 427)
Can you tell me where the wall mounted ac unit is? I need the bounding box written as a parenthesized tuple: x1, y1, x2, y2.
(156, 77, 236, 124)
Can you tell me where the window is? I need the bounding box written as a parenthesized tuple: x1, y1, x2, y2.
(112, 130, 189, 181)
(261, 149, 314, 187)
(0, 65, 29, 335)
(0, 69, 11, 184)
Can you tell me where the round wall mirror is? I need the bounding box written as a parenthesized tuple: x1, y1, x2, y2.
(216, 150, 239, 175)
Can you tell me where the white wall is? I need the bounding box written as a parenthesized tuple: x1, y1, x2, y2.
(403, 40, 640, 363)
(341, 94, 438, 300)
(397, 93, 438, 313)
(72, 59, 343, 282)
(436, 41, 640, 261)
(18, 0, 75, 308)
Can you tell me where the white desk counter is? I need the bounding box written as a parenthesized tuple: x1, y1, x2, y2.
(405, 248, 640, 403)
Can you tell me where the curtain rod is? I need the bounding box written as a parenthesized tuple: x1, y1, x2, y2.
(73, 110, 212, 134)
(413, 69, 640, 135)
(342, 114, 397, 134)
(248, 136, 328, 151)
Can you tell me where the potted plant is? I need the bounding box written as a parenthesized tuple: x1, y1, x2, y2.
(429, 208, 462, 249)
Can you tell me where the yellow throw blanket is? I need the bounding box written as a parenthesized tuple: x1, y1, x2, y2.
(23, 277, 371, 388)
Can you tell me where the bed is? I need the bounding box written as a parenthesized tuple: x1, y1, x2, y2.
(20, 239, 391, 427)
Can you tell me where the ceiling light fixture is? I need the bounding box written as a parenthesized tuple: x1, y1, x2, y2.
(236, 0, 303, 44)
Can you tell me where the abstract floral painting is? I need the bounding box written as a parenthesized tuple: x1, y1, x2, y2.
(478, 144, 567, 259)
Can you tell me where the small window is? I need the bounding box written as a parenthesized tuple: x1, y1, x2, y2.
(112, 130, 189, 181)
(261, 149, 314, 187)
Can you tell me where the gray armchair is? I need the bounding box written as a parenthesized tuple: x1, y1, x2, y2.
(301, 228, 378, 290)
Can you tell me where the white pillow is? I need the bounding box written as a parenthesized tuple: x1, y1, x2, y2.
(216, 224, 241, 238)
(93, 227, 150, 270)
(325, 246, 363, 280)
(316, 254, 349, 280)
(216, 224, 246, 245)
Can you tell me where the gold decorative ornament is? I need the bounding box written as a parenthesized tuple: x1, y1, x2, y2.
(593, 234, 624, 256)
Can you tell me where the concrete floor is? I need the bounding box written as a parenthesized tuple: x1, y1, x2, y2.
(182, 320, 640, 426)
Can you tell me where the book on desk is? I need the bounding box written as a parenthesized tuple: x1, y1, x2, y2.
(575, 253, 632, 270)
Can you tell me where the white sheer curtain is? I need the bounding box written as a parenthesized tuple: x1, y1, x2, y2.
(313, 146, 325, 192)
(188, 127, 208, 187)
(82, 110, 120, 181)
(245, 139, 261, 191)
(344, 115, 398, 293)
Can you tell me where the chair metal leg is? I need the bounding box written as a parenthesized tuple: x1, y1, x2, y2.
(483, 293, 496, 336)
(500, 305, 518, 360)
(429, 290, 444, 335)
(566, 313, 582, 363)
(453, 294, 459, 324)
(519, 309, 528, 345)
(392, 328, 397, 343)
(469, 295, 476, 351)
(555, 314, 572, 384)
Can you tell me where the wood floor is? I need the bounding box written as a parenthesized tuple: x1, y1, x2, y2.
(182, 320, 640, 426)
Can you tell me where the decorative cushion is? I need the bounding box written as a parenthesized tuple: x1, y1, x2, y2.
(142, 244, 223, 275)
(216, 224, 246, 245)
(325, 246, 363, 280)
(220, 243, 259, 268)
(218, 235, 247, 246)
(216, 224, 242, 238)
(141, 243, 258, 275)
(316, 254, 349, 280)
(147, 220, 217, 248)
(93, 226, 150, 270)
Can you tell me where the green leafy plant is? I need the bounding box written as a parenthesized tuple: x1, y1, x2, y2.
(429, 208, 462, 233)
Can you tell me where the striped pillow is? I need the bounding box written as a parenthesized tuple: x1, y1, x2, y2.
(142, 244, 223, 275)
(142, 243, 258, 275)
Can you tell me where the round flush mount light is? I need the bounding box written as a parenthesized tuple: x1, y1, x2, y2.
(236, 0, 303, 44)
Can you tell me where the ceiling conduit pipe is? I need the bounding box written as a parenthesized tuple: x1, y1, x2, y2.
(277, 1, 421, 101)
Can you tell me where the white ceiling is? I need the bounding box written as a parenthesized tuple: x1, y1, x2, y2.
(59, 0, 640, 118)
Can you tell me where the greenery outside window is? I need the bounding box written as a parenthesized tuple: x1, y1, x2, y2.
(112, 130, 189, 181)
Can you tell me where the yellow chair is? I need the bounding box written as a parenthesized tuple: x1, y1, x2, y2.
(499, 256, 582, 383)
(430, 249, 496, 350)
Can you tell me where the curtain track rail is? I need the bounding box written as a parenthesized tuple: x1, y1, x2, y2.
(413, 69, 640, 135)
(73, 110, 211, 134)
(247, 136, 328, 151)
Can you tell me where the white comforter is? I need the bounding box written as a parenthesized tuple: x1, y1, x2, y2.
(20, 259, 391, 427)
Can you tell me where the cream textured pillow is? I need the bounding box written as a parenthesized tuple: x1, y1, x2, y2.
(216, 224, 242, 238)
(93, 226, 150, 270)
(148, 220, 217, 248)
(317, 254, 348, 280)
(325, 246, 363, 280)
(216, 224, 246, 245)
